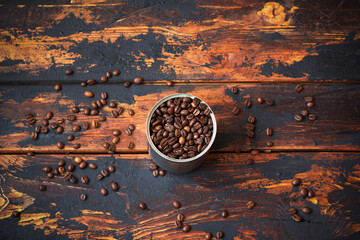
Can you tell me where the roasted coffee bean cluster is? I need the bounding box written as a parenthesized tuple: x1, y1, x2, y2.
(149, 97, 213, 159)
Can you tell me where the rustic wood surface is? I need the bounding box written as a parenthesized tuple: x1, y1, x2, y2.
(0, 0, 360, 239)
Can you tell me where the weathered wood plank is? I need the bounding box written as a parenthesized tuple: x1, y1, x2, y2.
(0, 152, 359, 239)
(0, 83, 359, 153)
(0, 0, 359, 82)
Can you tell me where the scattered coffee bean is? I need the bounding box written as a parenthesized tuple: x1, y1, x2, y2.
(205, 233, 212, 240)
(288, 208, 297, 215)
(113, 130, 121, 136)
(177, 213, 184, 222)
(248, 115, 256, 123)
(292, 178, 301, 186)
(124, 81, 131, 87)
(159, 170, 166, 176)
(128, 141, 135, 149)
(109, 102, 117, 108)
(57, 117, 64, 124)
(266, 128, 273, 136)
(309, 113, 317, 121)
(257, 97, 264, 104)
(87, 79, 96, 85)
(301, 110, 309, 116)
(67, 115, 76, 122)
(304, 96, 313, 102)
(221, 210, 228, 218)
(308, 190, 315, 198)
(307, 101, 315, 108)
(244, 99, 252, 108)
(82, 121, 90, 130)
(47, 172, 54, 179)
(246, 130, 254, 138)
(44, 111, 54, 120)
(295, 85, 303, 92)
(35, 126, 41, 133)
(80, 81, 87, 87)
(41, 119, 49, 126)
(80, 194, 87, 201)
(111, 110, 119, 118)
(54, 84, 61, 91)
(12, 211, 20, 218)
(73, 143, 81, 149)
(106, 72, 112, 78)
(266, 141, 274, 147)
(125, 128, 132, 136)
(92, 120, 99, 128)
(133, 77, 143, 84)
(64, 172, 72, 180)
(74, 157, 82, 164)
(232, 106, 240, 115)
(43, 166, 52, 173)
(294, 114, 303, 122)
(108, 165, 115, 173)
(41, 126, 49, 133)
(149, 162, 158, 170)
(139, 201, 147, 210)
(246, 200, 255, 209)
(182, 225, 191, 233)
(250, 150, 260, 155)
(100, 92, 108, 100)
(264, 149, 272, 154)
(97, 174, 104, 180)
(84, 108, 91, 116)
(58, 167, 66, 174)
(81, 176, 89, 184)
(244, 123, 255, 131)
(302, 207, 312, 214)
(100, 76, 108, 82)
(166, 80, 174, 86)
(128, 109, 135, 116)
(110, 182, 119, 191)
(72, 107, 79, 113)
(112, 136, 120, 144)
(175, 220, 182, 229)
(217, 231, 224, 239)
(27, 151, 35, 156)
(50, 122, 58, 129)
(84, 91, 94, 98)
(231, 86, 238, 94)
(70, 175, 78, 184)
(56, 126, 64, 134)
(101, 169, 109, 177)
(266, 99, 274, 106)
(152, 169, 159, 177)
(53, 168, 60, 175)
(89, 163, 97, 169)
(91, 109, 99, 116)
(57, 142, 65, 149)
(78, 160, 87, 169)
(67, 164, 75, 172)
(99, 116, 106, 122)
(300, 188, 308, 197)
(39, 185, 47, 191)
(65, 69, 73, 75)
(100, 188, 108, 196)
(292, 214, 302, 222)
(172, 200, 181, 209)
(246, 159, 254, 165)
(113, 70, 120, 76)
(72, 125, 81, 132)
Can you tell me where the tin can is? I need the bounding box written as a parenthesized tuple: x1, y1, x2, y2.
(146, 93, 217, 174)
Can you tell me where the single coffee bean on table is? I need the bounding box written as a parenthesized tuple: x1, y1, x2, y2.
(65, 69, 73, 75)
(295, 85, 303, 92)
(72, 107, 79, 113)
(12, 211, 21, 218)
(244, 99, 252, 108)
(166, 80, 174, 86)
(232, 106, 240, 115)
(288, 208, 297, 215)
(58, 167, 66, 174)
(292, 214, 302, 222)
(97, 174, 104, 180)
(67, 164, 75, 172)
(159, 170, 166, 176)
(266, 128, 273, 136)
(139, 201, 147, 210)
(246, 159, 254, 165)
(80, 81, 87, 87)
(304, 96, 314, 102)
(231, 86, 238, 94)
(83, 121, 90, 130)
(110, 182, 119, 191)
(100, 76, 108, 82)
(250, 150, 260, 155)
(47, 172, 54, 179)
(205, 233, 212, 240)
(172, 200, 181, 209)
(39, 185, 47, 191)
(302, 207, 312, 214)
(308, 189, 315, 198)
(124, 81, 131, 87)
(100, 188, 108, 196)
(54, 84, 61, 91)
(300, 187, 308, 197)
(309, 113, 317, 121)
(292, 178, 301, 186)
(81, 176, 89, 184)
(84, 91, 94, 98)
(246, 200, 255, 209)
(87, 79, 96, 85)
(106, 72, 112, 78)
(175, 220, 182, 229)
(128, 142, 135, 149)
(113, 70, 120, 76)
(257, 97, 264, 104)
(266, 99, 275, 106)
(149, 162, 158, 170)
(108, 165, 115, 173)
(307, 101, 315, 108)
(73, 143, 81, 149)
(133, 77, 143, 84)
(43, 166, 52, 173)
(128, 109, 135, 116)
(221, 210, 228, 218)
(89, 163, 97, 169)
(101, 169, 109, 177)
(80, 194, 87, 201)
(79, 161, 87, 169)
(294, 114, 303, 122)
(153, 170, 159, 177)
(109, 102, 117, 108)
(217, 231, 224, 239)
(57, 142, 65, 149)
(74, 157, 82, 164)
(182, 225, 191, 233)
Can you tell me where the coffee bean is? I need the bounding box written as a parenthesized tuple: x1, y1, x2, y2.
(67, 115, 76, 122)
(266, 99, 274, 106)
(71, 107, 79, 113)
(87, 79, 96, 85)
(217, 231, 224, 239)
(91, 101, 98, 109)
(106, 72, 112, 78)
(91, 109, 99, 116)
(128, 141, 135, 149)
(101, 169, 109, 177)
(110, 182, 119, 191)
(75, 161, 85, 169)
(295, 85, 303, 92)
(149, 162, 157, 170)
(35, 126, 41, 133)
(294, 114, 303, 122)
(139, 201, 147, 210)
(248, 115, 256, 123)
(44, 111, 53, 120)
(112, 136, 120, 144)
(288, 208, 297, 215)
(43, 166, 52, 173)
(27, 118, 36, 125)
(232, 106, 240, 115)
(96, 99, 103, 108)
(221, 210, 228, 218)
(250, 149, 260, 155)
(246, 159, 254, 165)
(54, 84, 61, 91)
(41, 126, 49, 133)
(308, 114, 317, 121)
(100, 188, 108, 196)
(301, 110, 309, 116)
(109, 102, 117, 108)
(244, 99, 252, 108)
(304, 96, 313, 102)
(246, 200, 255, 209)
(100, 76, 108, 82)
(81, 176, 89, 184)
(64, 172, 72, 180)
(231, 86, 238, 94)
(81, 121, 89, 130)
(12, 211, 20, 218)
(302, 207, 311, 214)
(80, 81, 87, 87)
(175, 220, 182, 229)
(39, 185, 47, 191)
(41, 119, 49, 126)
(58, 167, 66, 174)
(53, 168, 60, 175)
(83, 108, 90, 116)
(98, 116, 106, 122)
(100, 92, 108, 100)
(246, 130, 254, 138)
(72, 125, 81, 132)
(113, 70, 120, 76)
(133, 77, 143, 84)
(102, 142, 110, 149)
(97, 174, 104, 180)
(65, 69, 73, 75)
(159, 170, 166, 176)
(124, 81, 131, 87)
(57, 117, 64, 124)
(56, 126, 64, 134)
(25, 112, 33, 119)
(266, 141, 274, 147)
(111, 110, 118, 118)
(88, 163, 97, 169)
(84, 91, 94, 98)
(172, 200, 181, 209)
(92, 120, 99, 128)
(266, 128, 273, 136)
(307, 101, 315, 108)
(74, 156, 83, 164)
(47, 172, 54, 179)
(27, 151, 35, 156)
(118, 107, 124, 115)
(128, 109, 135, 116)
(73, 143, 81, 149)
(292, 178, 301, 186)
(57, 142, 65, 149)
(70, 175, 78, 184)
(292, 214, 302, 222)
(67, 164, 75, 172)
(177, 213, 184, 222)
(244, 123, 255, 131)
(300, 188, 308, 197)
(257, 97, 264, 104)
(205, 233, 212, 240)
(166, 80, 174, 86)
(182, 225, 191, 233)
(152, 170, 159, 176)
(308, 190, 315, 198)
(80, 194, 87, 201)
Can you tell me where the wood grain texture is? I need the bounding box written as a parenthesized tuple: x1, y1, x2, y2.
(0, 152, 359, 239)
(0, 83, 359, 153)
(0, 0, 359, 82)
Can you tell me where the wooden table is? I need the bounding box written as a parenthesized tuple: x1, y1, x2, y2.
(1, 1, 360, 239)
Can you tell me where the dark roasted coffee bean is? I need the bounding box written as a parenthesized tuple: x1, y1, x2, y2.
(87, 79, 96, 85)
(292, 214, 302, 222)
(295, 85, 303, 92)
(84, 91, 94, 98)
(92, 120, 99, 128)
(244, 99, 252, 108)
(109, 102, 117, 108)
(102, 142, 110, 149)
(47, 172, 54, 179)
(69, 177, 77, 185)
(91, 101, 98, 109)
(57, 142, 65, 149)
(133, 77, 143, 84)
(72, 125, 81, 132)
(100, 76, 108, 82)
(149, 162, 158, 170)
(81, 121, 89, 130)
(99, 116, 106, 122)
(112, 136, 120, 144)
(66, 134, 74, 142)
(125, 128, 132, 136)
(301, 110, 309, 116)
(113, 130, 121, 136)
(45, 111, 53, 120)
(53, 168, 60, 175)
(55, 126, 63, 134)
(101, 169, 109, 177)
(64, 172, 72, 180)
(58, 160, 66, 167)
(309, 113, 317, 121)
(67, 164, 75, 172)
(266, 141, 274, 147)
(250, 149, 260, 155)
(172, 200, 181, 209)
(124, 81, 131, 87)
(205, 233, 212, 240)
(246, 200, 255, 209)
(57, 117, 64, 124)
(308, 190, 315, 198)
(217, 231, 224, 239)
(65, 69, 73, 75)
(41, 126, 49, 133)
(231, 86, 238, 94)
(246, 159, 254, 165)
(292, 178, 301, 186)
(175, 220, 182, 229)
(91, 109, 99, 116)
(54, 84, 61, 91)
(128, 141, 135, 149)
(294, 114, 303, 122)
(41, 119, 49, 126)
(111, 110, 119, 118)
(300, 188, 308, 197)
(80, 194, 87, 201)
(257, 97, 264, 104)
(12, 211, 21, 218)
(80, 81, 87, 87)
(81, 176, 89, 184)
(307, 101, 314, 108)
(304, 96, 313, 102)
(266, 99, 274, 106)
(67, 115, 76, 122)
(232, 106, 240, 115)
(79, 161, 87, 169)
(244, 123, 255, 131)
(43, 166, 52, 173)
(73, 143, 81, 149)
(128, 109, 135, 116)
(89, 163, 97, 169)
(97, 174, 104, 180)
(139, 201, 147, 210)
(110, 182, 119, 191)
(153, 170, 159, 177)
(39, 185, 47, 191)
(84, 108, 91, 116)
(302, 207, 312, 214)
(177, 213, 184, 222)
(246, 130, 254, 138)
(106, 72, 112, 78)
(248, 115, 256, 123)
(288, 208, 297, 215)
(25, 112, 33, 119)
(96, 99, 103, 108)
(266, 128, 273, 136)
(72, 107, 79, 113)
(221, 210, 228, 218)
(113, 70, 120, 76)
(100, 188, 108, 196)
(108, 165, 115, 173)
(35, 126, 41, 133)
(182, 225, 191, 233)
(27, 151, 35, 156)
(100, 92, 108, 100)
(58, 167, 66, 174)
(166, 80, 174, 86)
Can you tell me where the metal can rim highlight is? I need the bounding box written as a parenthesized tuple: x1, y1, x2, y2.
(145, 93, 217, 168)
